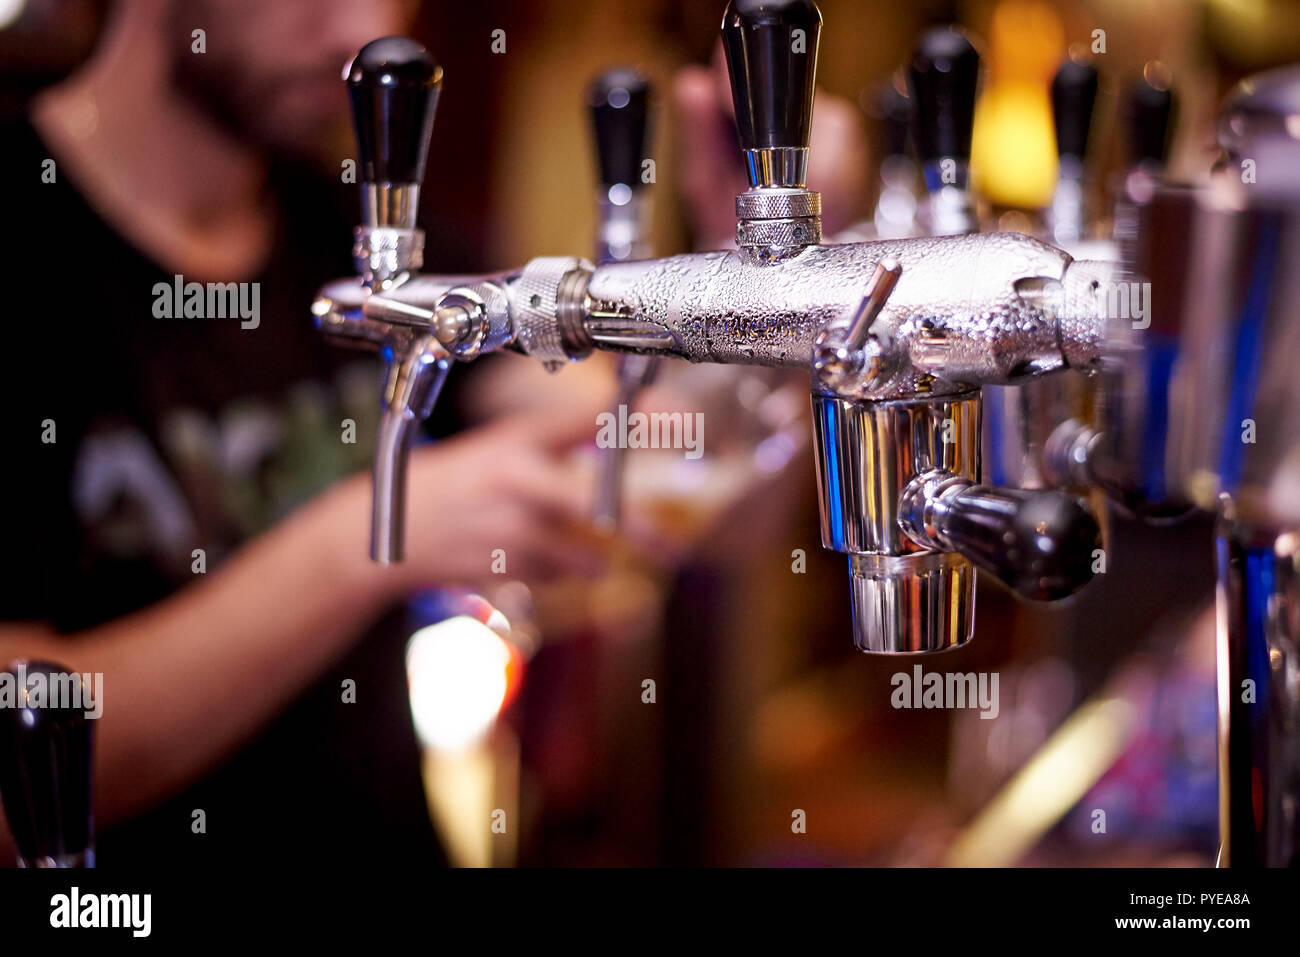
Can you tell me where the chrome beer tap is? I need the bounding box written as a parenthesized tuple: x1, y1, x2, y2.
(838, 76, 918, 244)
(1041, 66, 1179, 506)
(318, 37, 449, 563)
(587, 68, 657, 530)
(1045, 57, 1100, 250)
(868, 78, 920, 240)
(315, 2, 1109, 655)
(1087, 69, 1300, 865)
(907, 26, 981, 237)
(984, 53, 1112, 495)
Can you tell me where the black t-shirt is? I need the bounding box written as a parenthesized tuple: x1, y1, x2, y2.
(1, 117, 444, 867)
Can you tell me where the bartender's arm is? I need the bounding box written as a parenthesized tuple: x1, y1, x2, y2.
(0, 403, 605, 851)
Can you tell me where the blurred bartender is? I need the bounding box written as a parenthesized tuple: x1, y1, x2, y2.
(0, 0, 869, 865)
(0, 0, 613, 865)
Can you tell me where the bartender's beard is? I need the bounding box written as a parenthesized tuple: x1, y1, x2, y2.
(167, 28, 353, 174)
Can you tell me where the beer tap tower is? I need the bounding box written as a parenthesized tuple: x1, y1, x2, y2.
(587, 68, 657, 530)
(314, 0, 1107, 657)
(307, 0, 1300, 869)
(314, 0, 1107, 658)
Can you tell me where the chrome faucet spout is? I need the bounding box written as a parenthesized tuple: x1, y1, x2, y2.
(371, 334, 451, 563)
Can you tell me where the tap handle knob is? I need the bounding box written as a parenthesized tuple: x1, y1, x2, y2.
(867, 77, 912, 160)
(951, 486, 1099, 600)
(1051, 58, 1098, 161)
(0, 661, 95, 867)
(905, 478, 1100, 601)
(721, 0, 821, 164)
(346, 36, 442, 189)
(907, 26, 980, 169)
(588, 68, 651, 192)
(1123, 63, 1175, 167)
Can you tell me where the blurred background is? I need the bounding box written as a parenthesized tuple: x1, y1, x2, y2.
(5, 0, 1299, 867)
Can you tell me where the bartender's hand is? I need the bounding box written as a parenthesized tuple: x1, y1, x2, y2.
(672, 46, 869, 249)
(392, 402, 609, 590)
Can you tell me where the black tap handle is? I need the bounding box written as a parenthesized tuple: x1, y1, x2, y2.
(864, 77, 912, 159)
(1123, 65, 1175, 167)
(0, 661, 95, 867)
(346, 36, 442, 186)
(1051, 58, 1098, 161)
(938, 486, 1101, 600)
(588, 68, 651, 190)
(721, 0, 822, 151)
(946, 486, 1097, 598)
(907, 26, 980, 166)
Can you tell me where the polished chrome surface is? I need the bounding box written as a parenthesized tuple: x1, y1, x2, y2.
(352, 225, 424, 288)
(316, 24, 1112, 673)
(811, 391, 979, 653)
(437, 281, 514, 359)
(596, 193, 649, 264)
(735, 188, 821, 219)
(1216, 511, 1300, 866)
(848, 551, 974, 654)
(360, 182, 421, 230)
(812, 257, 902, 393)
(925, 183, 980, 237)
(1047, 156, 1087, 247)
(316, 272, 510, 318)
(811, 391, 978, 556)
(509, 256, 594, 366)
(593, 165, 656, 530)
(735, 186, 822, 260)
(898, 469, 980, 549)
(372, 334, 451, 563)
(1041, 412, 1105, 490)
(593, 353, 660, 531)
(1081, 76, 1294, 518)
(363, 292, 444, 330)
(736, 215, 822, 257)
(575, 233, 1106, 399)
(984, 373, 1097, 490)
(1091, 178, 1300, 524)
(742, 146, 809, 189)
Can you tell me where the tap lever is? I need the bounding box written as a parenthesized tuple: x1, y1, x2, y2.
(340, 36, 451, 563)
(843, 258, 902, 353)
(722, 0, 822, 188)
(589, 68, 653, 264)
(900, 471, 1100, 600)
(1051, 58, 1099, 165)
(1047, 57, 1099, 246)
(588, 68, 651, 196)
(346, 36, 442, 229)
(813, 257, 902, 392)
(908, 27, 980, 181)
(0, 661, 96, 868)
(908, 26, 980, 234)
(1123, 63, 1175, 170)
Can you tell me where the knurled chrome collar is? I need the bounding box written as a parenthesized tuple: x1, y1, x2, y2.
(510, 256, 594, 364)
(735, 188, 822, 251)
(353, 226, 425, 286)
(735, 188, 821, 220)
